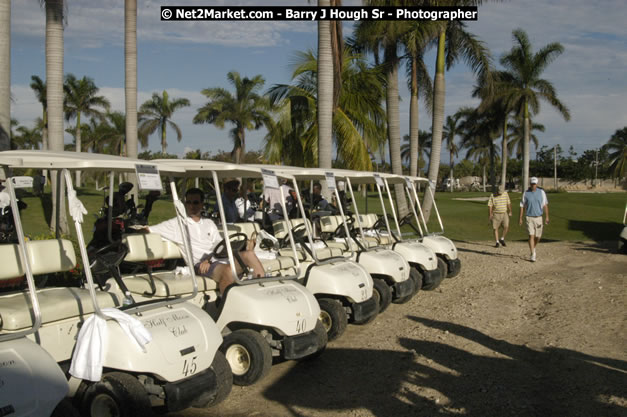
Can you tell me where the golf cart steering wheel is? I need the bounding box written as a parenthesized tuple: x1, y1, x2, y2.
(213, 233, 249, 258)
(332, 216, 355, 239)
(89, 241, 134, 298)
(279, 223, 308, 249)
(398, 213, 414, 227)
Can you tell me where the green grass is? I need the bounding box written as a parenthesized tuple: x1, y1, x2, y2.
(14, 188, 626, 244)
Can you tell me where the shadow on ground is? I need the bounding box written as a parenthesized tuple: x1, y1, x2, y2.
(257, 317, 626, 417)
(568, 220, 623, 242)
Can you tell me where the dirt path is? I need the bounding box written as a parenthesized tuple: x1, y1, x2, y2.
(171, 240, 627, 417)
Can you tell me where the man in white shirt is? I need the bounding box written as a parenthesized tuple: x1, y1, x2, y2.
(149, 188, 265, 294)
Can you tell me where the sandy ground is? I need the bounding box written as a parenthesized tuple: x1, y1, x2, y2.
(170, 240, 626, 417)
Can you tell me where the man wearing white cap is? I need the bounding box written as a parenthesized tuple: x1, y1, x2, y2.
(519, 177, 549, 262)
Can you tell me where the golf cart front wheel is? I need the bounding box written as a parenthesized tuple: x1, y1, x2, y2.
(81, 372, 152, 417)
(372, 277, 392, 313)
(221, 329, 272, 386)
(317, 298, 348, 342)
(199, 351, 232, 407)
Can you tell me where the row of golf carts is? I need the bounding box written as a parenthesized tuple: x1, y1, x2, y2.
(0, 150, 461, 416)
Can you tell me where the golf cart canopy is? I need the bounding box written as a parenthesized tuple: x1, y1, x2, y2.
(154, 159, 272, 180)
(0, 150, 185, 174)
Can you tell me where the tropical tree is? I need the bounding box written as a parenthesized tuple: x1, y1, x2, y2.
(194, 72, 270, 164)
(139, 90, 190, 154)
(459, 106, 501, 192)
(442, 113, 462, 191)
(424, 16, 493, 219)
(507, 116, 544, 159)
(401, 130, 431, 176)
(0, 0, 10, 151)
(30, 75, 48, 154)
(12, 121, 43, 150)
(264, 50, 386, 170)
(317, 0, 333, 171)
(125, 0, 138, 160)
(64, 74, 110, 186)
(44, 0, 68, 234)
(604, 127, 627, 178)
(497, 28, 570, 190)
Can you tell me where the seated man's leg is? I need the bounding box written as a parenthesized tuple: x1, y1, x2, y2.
(239, 250, 266, 277)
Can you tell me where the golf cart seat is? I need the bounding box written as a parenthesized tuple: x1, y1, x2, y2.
(0, 241, 120, 331)
(272, 218, 343, 260)
(116, 234, 217, 297)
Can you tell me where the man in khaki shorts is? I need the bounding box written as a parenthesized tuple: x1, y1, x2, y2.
(488, 186, 512, 247)
(519, 177, 549, 262)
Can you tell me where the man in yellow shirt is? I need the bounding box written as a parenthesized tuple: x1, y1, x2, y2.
(488, 186, 512, 247)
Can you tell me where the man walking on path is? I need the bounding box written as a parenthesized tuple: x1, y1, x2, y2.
(519, 177, 549, 262)
(488, 186, 512, 247)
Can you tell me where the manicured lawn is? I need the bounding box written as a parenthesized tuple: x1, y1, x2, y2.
(13, 187, 625, 243)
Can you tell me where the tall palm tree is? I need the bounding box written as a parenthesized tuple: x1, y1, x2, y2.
(44, 0, 68, 234)
(194, 72, 270, 164)
(604, 127, 627, 179)
(459, 106, 501, 192)
(125, 0, 138, 161)
(507, 116, 544, 159)
(317, 0, 333, 171)
(0, 0, 10, 151)
(12, 123, 43, 150)
(30, 76, 48, 153)
(401, 130, 431, 176)
(265, 50, 386, 170)
(139, 90, 190, 154)
(424, 16, 493, 219)
(403, 20, 438, 178)
(498, 28, 570, 190)
(442, 113, 462, 191)
(64, 74, 110, 186)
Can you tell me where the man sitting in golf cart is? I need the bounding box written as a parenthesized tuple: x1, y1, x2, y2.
(148, 187, 265, 294)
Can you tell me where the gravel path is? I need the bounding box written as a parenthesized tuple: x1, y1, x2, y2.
(171, 240, 627, 417)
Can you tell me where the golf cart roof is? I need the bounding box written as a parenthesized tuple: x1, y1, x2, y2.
(0, 150, 185, 173)
(0, 155, 23, 166)
(155, 160, 298, 181)
(263, 165, 409, 185)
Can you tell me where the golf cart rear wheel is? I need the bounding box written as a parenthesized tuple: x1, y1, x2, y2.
(372, 278, 392, 313)
(81, 372, 152, 417)
(206, 351, 233, 407)
(409, 267, 423, 295)
(221, 329, 272, 386)
(317, 298, 348, 342)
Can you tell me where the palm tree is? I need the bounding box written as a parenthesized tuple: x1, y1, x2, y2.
(194, 72, 270, 164)
(139, 90, 190, 154)
(0, 0, 10, 151)
(317, 0, 333, 171)
(507, 116, 544, 159)
(64, 74, 110, 186)
(125, 0, 138, 161)
(401, 130, 431, 176)
(30, 76, 48, 153)
(44, 0, 68, 234)
(604, 127, 627, 179)
(12, 123, 43, 150)
(265, 50, 386, 170)
(442, 113, 462, 191)
(424, 16, 493, 219)
(498, 28, 570, 190)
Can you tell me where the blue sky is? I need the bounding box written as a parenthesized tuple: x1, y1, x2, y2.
(9, 0, 627, 164)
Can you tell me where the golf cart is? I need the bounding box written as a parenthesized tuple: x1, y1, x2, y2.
(0, 150, 231, 415)
(271, 166, 416, 313)
(117, 159, 326, 385)
(246, 164, 380, 341)
(0, 156, 71, 417)
(619, 203, 627, 254)
(402, 176, 461, 278)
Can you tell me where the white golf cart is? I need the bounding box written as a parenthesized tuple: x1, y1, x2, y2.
(619, 203, 627, 254)
(118, 159, 327, 385)
(0, 156, 71, 417)
(0, 150, 231, 416)
(248, 164, 380, 341)
(402, 176, 462, 278)
(271, 166, 416, 313)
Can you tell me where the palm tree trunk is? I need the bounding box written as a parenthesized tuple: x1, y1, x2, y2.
(423, 30, 446, 221)
(449, 151, 454, 192)
(501, 117, 508, 190)
(46, 0, 68, 234)
(125, 0, 138, 202)
(75, 111, 81, 186)
(161, 122, 167, 154)
(317, 0, 332, 171)
(42, 110, 48, 181)
(385, 47, 408, 217)
(522, 99, 530, 191)
(409, 55, 419, 178)
(240, 127, 246, 164)
(482, 164, 486, 192)
(0, 0, 10, 152)
(489, 140, 496, 193)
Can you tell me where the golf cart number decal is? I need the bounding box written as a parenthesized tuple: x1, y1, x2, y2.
(295, 319, 307, 334)
(142, 311, 191, 338)
(264, 286, 300, 303)
(182, 356, 198, 377)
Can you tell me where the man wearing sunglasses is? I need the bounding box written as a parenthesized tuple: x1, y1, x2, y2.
(148, 188, 265, 293)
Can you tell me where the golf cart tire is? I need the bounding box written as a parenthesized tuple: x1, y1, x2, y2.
(317, 298, 348, 342)
(392, 276, 415, 304)
(422, 259, 445, 291)
(445, 257, 461, 278)
(80, 372, 153, 417)
(299, 320, 329, 361)
(202, 351, 232, 407)
(408, 267, 423, 296)
(221, 329, 272, 386)
(372, 277, 392, 313)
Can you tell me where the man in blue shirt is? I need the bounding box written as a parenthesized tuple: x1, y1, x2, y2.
(519, 177, 550, 262)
